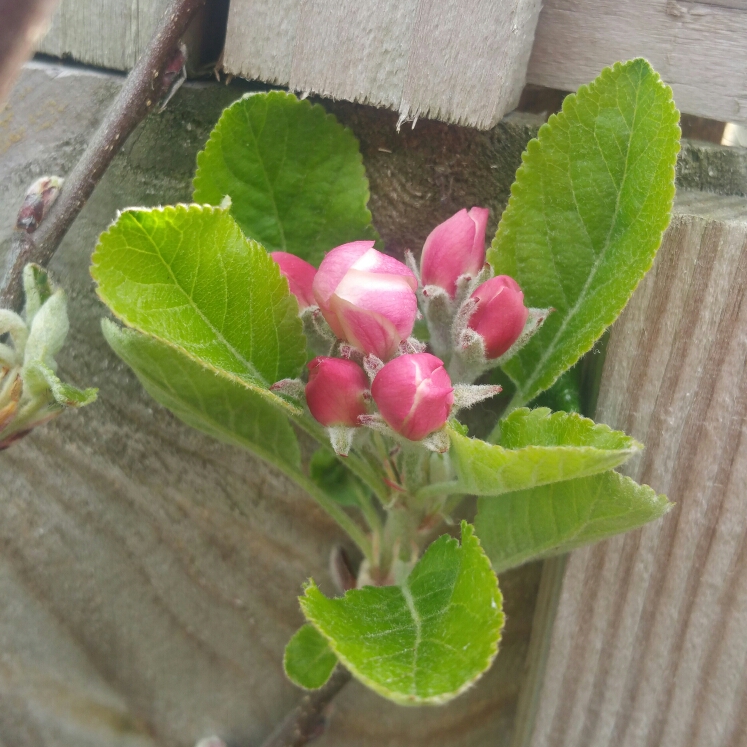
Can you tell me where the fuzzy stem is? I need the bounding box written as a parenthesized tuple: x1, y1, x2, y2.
(291, 411, 389, 504)
(352, 482, 383, 541)
(414, 480, 462, 502)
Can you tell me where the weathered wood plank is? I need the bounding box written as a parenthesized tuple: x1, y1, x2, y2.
(528, 0, 747, 127)
(222, 0, 543, 129)
(37, 0, 170, 71)
(520, 204, 747, 747)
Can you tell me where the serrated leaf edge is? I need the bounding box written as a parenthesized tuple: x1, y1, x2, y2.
(300, 522, 504, 706)
(495, 406, 644, 452)
(92, 204, 303, 416)
(192, 90, 377, 254)
(484, 471, 673, 574)
(490, 58, 680, 409)
(283, 623, 338, 691)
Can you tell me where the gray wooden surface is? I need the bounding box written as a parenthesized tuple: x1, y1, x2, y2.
(37, 0, 171, 71)
(517, 201, 747, 747)
(0, 63, 545, 747)
(528, 0, 747, 127)
(3, 61, 746, 747)
(221, 0, 543, 129)
(36, 0, 747, 129)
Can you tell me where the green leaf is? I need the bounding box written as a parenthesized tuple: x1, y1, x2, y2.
(193, 91, 376, 266)
(309, 447, 365, 507)
(475, 470, 672, 574)
(489, 59, 680, 413)
(284, 624, 338, 690)
(451, 408, 641, 496)
(92, 204, 306, 391)
(23, 362, 97, 408)
(22, 263, 54, 325)
(300, 522, 503, 705)
(102, 321, 301, 473)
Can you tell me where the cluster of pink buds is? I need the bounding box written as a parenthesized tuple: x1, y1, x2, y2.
(409, 208, 550, 381)
(270, 209, 548, 455)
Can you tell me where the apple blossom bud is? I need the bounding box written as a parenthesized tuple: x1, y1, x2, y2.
(313, 241, 418, 360)
(467, 275, 529, 359)
(271, 252, 317, 309)
(305, 356, 369, 427)
(420, 207, 489, 297)
(371, 353, 454, 441)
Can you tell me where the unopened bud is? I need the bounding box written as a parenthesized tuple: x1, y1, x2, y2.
(467, 275, 529, 359)
(305, 357, 369, 427)
(371, 353, 454, 441)
(16, 177, 63, 233)
(313, 242, 418, 361)
(420, 207, 489, 298)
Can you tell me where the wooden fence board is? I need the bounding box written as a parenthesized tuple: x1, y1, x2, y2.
(37, 0, 169, 71)
(528, 0, 747, 127)
(519, 204, 747, 747)
(222, 0, 543, 129)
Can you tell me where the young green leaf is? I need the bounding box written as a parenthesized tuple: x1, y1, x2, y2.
(102, 321, 301, 473)
(451, 408, 641, 496)
(92, 204, 306, 388)
(475, 470, 672, 574)
(284, 624, 338, 690)
(489, 59, 680, 414)
(193, 91, 377, 266)
(23, 362, 97, 408)
(309, 447, 366, 507)
(300, 522, 503, 706)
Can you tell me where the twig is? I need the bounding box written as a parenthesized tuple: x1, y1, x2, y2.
(0, 0, 207, 312)
(0, 0, 60, 109)
(260, 668, 352, 747)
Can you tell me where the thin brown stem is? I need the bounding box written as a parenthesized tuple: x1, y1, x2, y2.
(0, 0, 207, 312)
(259, 668, 352, 747)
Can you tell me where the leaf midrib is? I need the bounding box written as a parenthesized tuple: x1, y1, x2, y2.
(128, 215, 265, 384)
(510, 71, 643, 410)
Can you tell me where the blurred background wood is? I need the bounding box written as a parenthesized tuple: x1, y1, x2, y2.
(36, 0, 228, 75)
(35, 1, 747, 129)
(514, 198, 747, 747)
(221, 0, 543, 129)
(527, 0, 747, 127)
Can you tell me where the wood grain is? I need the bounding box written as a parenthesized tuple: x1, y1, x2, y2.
(37, 0, 170, 71)
(222, 0, 543, 129)
(528, 0, 747, 127)
(521, 206, 747, 747)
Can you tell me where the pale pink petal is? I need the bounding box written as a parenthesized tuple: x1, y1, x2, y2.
(351, 248, 418, 291)
(331, 295, 403, 361)
(421, 208, 488, 297)
(333, 268, 418, 339)
(312, 241, 374, 309)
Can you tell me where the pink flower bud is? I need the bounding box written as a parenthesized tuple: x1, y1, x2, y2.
(313, 241, 418, 361)
(371, 353, 454, 441)
(420, 207, 489, 297)
(468, 275, 529, 359)
(271, 252, 317, 309)
(305, 357, 369, 427)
